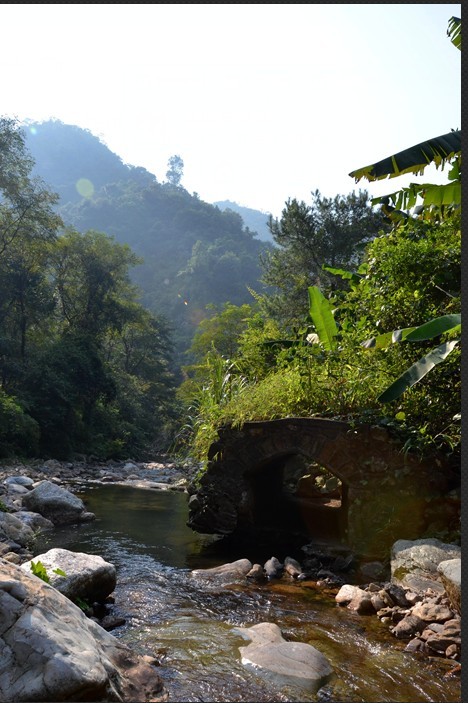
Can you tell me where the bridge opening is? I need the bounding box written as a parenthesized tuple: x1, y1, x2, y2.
(246, 453, 348, 544)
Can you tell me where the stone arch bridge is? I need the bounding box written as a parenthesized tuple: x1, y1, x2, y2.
(187, 418, 458, 558)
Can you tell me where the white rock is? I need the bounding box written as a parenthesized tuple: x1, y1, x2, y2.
(21, 548, 116, 603)
(235, 622, 333, 693)
(0, 559, 166, 702)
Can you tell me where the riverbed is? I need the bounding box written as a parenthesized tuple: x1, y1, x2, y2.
(33, 483, 460, 702)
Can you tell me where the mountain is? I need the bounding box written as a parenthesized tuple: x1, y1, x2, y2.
(24, 119, 155, 203)
(214, 200, 274, 242)
(24, 120, 272, 364)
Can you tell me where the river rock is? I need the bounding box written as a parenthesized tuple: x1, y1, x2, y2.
(21, 480, 95, 525)
(0, 512, 35, 548)
(191, 558, 253, 584)
(15, 511, 54, 531)
(335, 584, 364, 604)
(390, 614, 426, 639)
(21, 548, 116, 603)
(0, 559, 167, 702)
(390, 538, 461, 588)
(5, 483, 30, 495)
(264, 556, 283, 580)
(336, 584, 376, 614)
(410, 601, 454, 623)
(284, 556, 305, 580)
(437, 559, 461, 615)
(234, 622, 333, 694)
(4, 476, 34, 488)
(246, 563, 266, 582)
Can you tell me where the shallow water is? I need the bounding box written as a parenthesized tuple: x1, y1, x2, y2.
(33, 484, 461, 702)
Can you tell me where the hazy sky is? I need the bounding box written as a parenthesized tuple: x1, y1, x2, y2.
(2, 4, 461, 217)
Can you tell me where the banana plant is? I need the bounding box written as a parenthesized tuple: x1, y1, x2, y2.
(362, 314, 461, 403)
(307, 285, 339, 351)
(349, 17, 461, 222)
(349, 17, 461, 400)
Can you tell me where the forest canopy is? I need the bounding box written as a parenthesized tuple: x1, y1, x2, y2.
(0, 117, 177, 459)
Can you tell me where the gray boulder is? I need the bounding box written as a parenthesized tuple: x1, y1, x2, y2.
(21, 548, 116, 603)
(391, 538, 461, 589)
(4, 476, 34, 488)
(234, 622, 333, 694)
(21, 480, 95, 525)
(5, 483, 30, 496)
(15, 511, 54, 531)
(0, 559, 167, 702)
(437, 559, 461, 615)
(0, 512, 35, 548)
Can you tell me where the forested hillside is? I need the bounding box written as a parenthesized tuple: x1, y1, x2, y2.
(25, 120, 156, 203)
(213, 200, 273, 242)
(0, 117, 178, 459)
(24, 121, 272, 362)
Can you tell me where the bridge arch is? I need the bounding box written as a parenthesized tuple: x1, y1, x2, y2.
(187, 418, 456, 558)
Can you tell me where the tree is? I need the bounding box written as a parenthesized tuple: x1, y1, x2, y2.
(0, 118, 179, 459)
(348, 15, 461, 402)
(50, 228, 141, 338)
(165, 154, 184, 186)
(259, 189, 385, 327)
(0, 116, 61, 391)
(188, 303, 254, 363)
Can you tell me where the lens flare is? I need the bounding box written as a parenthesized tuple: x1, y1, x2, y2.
(76, 178, 94, 198)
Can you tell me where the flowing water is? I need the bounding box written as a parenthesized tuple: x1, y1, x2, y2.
(33, 484, 460, 702)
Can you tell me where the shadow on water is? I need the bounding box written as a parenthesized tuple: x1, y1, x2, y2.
(33, 484, 461, 703)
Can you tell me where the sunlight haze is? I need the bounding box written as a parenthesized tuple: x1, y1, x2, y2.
(1, 3, 461, 218)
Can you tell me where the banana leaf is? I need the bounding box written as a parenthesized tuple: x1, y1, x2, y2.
(307, 286, 338, 351)
(404, 314, 461, 341)
(378, 340, 459, 403)
(448, 16, 461, 50)
(372, 181, 462, 214)
(363, 314, 461, 349)
(362, 327, 417, 349)
(349, 131, 461, 183)
(322, 265, 363, 287)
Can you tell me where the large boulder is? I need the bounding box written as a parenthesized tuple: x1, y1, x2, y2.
(234, 622, 333, 694)
(437, 559, 461, 615)
(391, 538, 461, 590)
(21, 548, 117, 603)
(0, 559, 167, 702)
(21, 480, 95, 525)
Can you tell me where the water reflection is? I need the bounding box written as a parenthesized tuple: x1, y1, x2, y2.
(33, 485, 460, 703)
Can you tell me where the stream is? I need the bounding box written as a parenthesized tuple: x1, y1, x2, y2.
(33, 484, 460, 702)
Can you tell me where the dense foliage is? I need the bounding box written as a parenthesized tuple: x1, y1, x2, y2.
(258, 190, 386, 328)
(176, 16, 461, 471)
(177, 212, 460, 466)
(0, 117, 177, 460)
